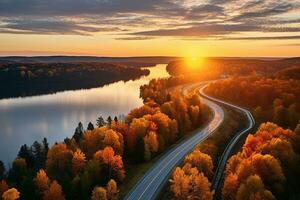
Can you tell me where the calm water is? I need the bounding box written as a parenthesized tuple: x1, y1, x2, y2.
(0, 64, 169, 164)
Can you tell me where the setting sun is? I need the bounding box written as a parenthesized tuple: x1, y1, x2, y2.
(185, 57, 205, 70)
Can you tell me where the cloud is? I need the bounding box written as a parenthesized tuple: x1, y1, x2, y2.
(115, 36, 154, 40)
(0, 18, 122, 35)
(0, 0, 298, 40)
(221, 35, 300, 40)
(232, 2, 294, 21)
(0, 0, 176, 16)
(131, 23, 300, 37)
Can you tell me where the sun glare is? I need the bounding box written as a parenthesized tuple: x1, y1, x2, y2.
(184, 56, 205, 70)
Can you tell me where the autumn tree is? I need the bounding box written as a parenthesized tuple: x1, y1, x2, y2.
(184, 150, 213, 178)
(46, 143, 73, 180)
(35, 169, 50, 193)
(222, 173, 239, 200)
(72, 149, 86, 175)
(102, 129, 123, 155)
(80, 127, 124, 159)
(222, 123, 300, 199)
(2, 188, 20, 200)
(93, 147, 125, 182)
(91, 186, 107, 200)
(170, 164, 213, 200)
(236, 175, 275, 200)
(127, 117, 150, 161)
(106, 179, 118, 200)
(125, 105, 157, 123)
(143, 131, 159, 161)
(149, 112, 178, 145)
(189, 105, 200, 127)
(43, 180, 65, 200)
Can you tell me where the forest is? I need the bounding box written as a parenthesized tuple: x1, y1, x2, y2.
(0, 75, 210, 199)
(222, 122, 300, 200)
(164, 62, 300, 200)
(1, 58, 300, 200)
(167, 57, 300, 77)
(0, 61, 150, 99)
(205, 73, 300, 130)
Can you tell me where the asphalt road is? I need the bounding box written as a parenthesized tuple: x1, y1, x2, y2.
(124, 82, 224, 200)
(200, 84, 255, 197)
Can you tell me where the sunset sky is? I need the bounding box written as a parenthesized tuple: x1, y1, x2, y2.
(0, 0, 299, 57)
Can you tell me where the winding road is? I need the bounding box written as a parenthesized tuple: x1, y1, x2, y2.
(124, 81, 255, 200)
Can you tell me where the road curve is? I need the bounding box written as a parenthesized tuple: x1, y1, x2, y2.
(199, 84, 255, 197)
(124, 82, 224, 200)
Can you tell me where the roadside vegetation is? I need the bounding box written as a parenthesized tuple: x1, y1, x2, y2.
(206, 75, 300, 129)
(222, 123, 300, 200)
(204, 66, 300, 200)
(161, 106, 246, 200)
(164, 60, 300, 200)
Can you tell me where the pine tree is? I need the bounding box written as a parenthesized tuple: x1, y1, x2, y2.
(96, 116, 105, 127)
(107, 116, 112, 126)
(73, 122, 84, 143)
(87, 122, 94, 131)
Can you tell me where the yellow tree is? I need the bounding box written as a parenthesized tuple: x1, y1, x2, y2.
(72, 149, 86, 175)
(143, 131, 159, 161)
(170, 167, 189, 199)
(94, 147, 125, 181)
(2, 188, 20, 200)
(35, 169, 50, 193)
(103, 129, 123, 155)
(184, 150, 213, 178)
(106, 179, 118, 200)
(91, 186, 107, 200)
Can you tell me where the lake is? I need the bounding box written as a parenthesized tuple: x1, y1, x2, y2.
(0, 64, 169, 164)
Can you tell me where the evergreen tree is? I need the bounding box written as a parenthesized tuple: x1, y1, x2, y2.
(0, 160, 5, 179)
(17, 144, 34, 168)
(106, 116, 112, 126)
(32, 141, 43, 170)
(87, 122, 94, 131)
(73, 122, 84, 143)
(42, 138, 49, 159)
(114, 116, 118, 123)
(96, 116, 105, 127)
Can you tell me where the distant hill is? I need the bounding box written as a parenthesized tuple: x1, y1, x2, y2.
(0, 56, 179, 64)
(0, 56, 292, 64)
(0, 62, 150, 99)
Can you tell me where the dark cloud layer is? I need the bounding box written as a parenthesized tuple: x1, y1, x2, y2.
(0, 0, 299, 40)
